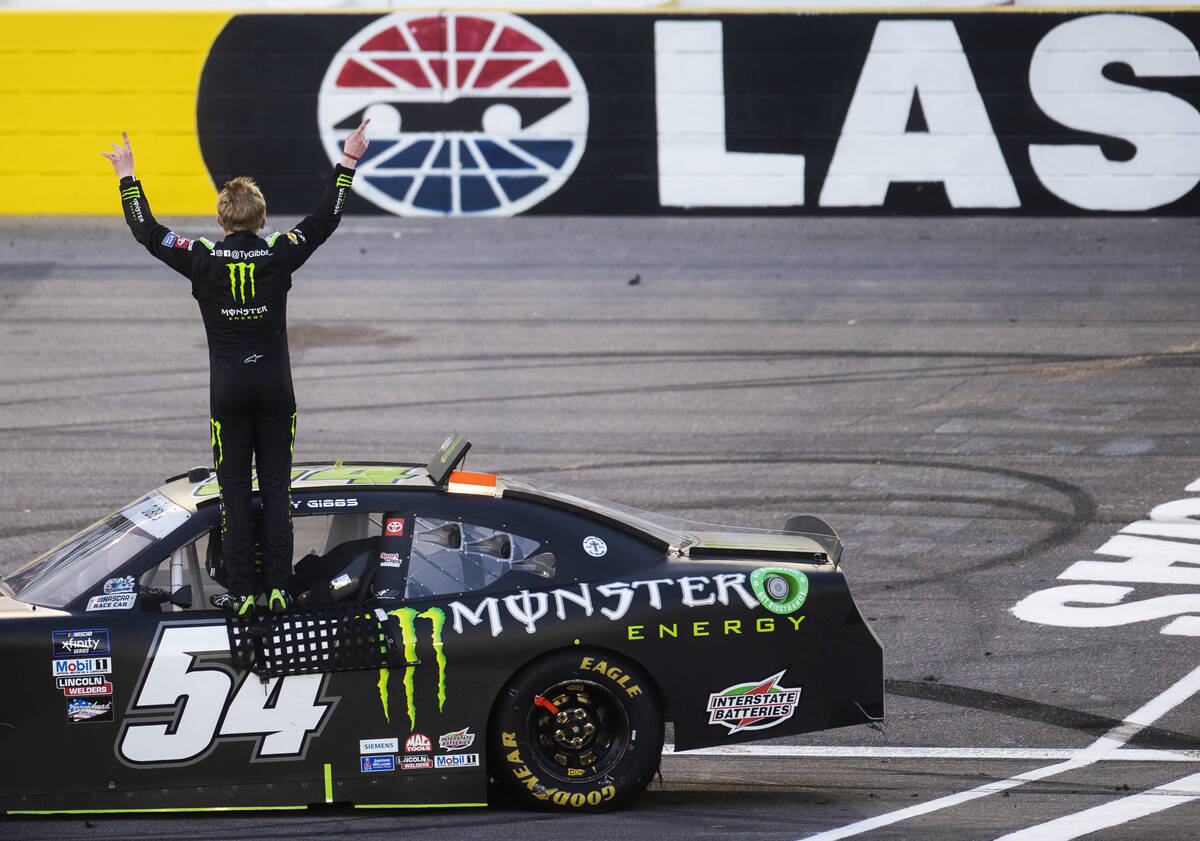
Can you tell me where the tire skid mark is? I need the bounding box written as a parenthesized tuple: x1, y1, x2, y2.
(886, 679, 1200, 750)
(0, 346, 1186, 389)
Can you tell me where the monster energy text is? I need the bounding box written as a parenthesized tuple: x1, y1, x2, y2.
(377, 607, 447, 729)
(220, 305, 268, 319)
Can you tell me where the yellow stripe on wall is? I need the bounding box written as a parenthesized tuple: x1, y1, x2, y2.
(0, 11, 232, 215)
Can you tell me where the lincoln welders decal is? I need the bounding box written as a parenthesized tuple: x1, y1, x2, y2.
(317, 12, 588, 216)
(707, 671, 801, 734)
(118, 623, 335, 765)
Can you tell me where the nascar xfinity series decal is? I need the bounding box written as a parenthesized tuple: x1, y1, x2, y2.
(52, 628, 110, 657)
(317, 11, 588, 216)
(707, 671, 802, 734)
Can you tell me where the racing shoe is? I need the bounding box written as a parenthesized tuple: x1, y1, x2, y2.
(268, 588, 292, 614)
(211, 591, 255, 615)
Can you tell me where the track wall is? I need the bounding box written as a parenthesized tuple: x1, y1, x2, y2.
(5, 9, 1200, 216)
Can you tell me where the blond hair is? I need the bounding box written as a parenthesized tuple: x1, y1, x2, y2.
(217, 176, 266, 233)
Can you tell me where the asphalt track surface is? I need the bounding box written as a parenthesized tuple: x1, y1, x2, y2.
(1, 214, 1198, 840)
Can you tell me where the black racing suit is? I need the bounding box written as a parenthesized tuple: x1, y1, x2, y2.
(118, 166, 356, 596)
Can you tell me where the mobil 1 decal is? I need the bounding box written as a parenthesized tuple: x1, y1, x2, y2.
(317, 12, 588, 216)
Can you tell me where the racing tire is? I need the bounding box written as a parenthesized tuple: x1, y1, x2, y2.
(488, 649, 663, 811)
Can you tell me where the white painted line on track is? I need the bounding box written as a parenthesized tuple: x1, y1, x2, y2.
(663, 745, 1200, 762)
(791, 664, 1200, 841)
(992, 771, 1200, 841)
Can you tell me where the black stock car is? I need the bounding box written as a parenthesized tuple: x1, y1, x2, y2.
(0, 439, 882, 814)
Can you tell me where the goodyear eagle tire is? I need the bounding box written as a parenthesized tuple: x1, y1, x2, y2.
(488, 649, 663, 811)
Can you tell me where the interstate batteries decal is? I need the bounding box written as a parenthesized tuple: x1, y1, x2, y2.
(707, 671, 801, 734)
(317, 12, 588, 216)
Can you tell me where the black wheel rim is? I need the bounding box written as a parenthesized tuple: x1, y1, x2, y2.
(525, 679, 630, 784)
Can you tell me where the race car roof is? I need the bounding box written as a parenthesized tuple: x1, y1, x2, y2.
(158, 460, 840, 561)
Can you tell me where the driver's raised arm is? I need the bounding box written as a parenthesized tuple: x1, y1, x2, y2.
(102, 131, 198, 278)
(271, 119, 371, 273)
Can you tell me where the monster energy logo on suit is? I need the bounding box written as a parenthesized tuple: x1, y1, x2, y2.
(377, 607, 446, 729)
(227, 262, 256, 302)
(209, 418, 223, 468)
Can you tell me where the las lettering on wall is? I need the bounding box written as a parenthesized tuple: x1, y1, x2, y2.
(1011, 477, 1200, 637)
(655, 14, 1200, 211)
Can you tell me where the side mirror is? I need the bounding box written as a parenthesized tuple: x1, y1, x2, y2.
(511, 552, 555, 579)
(169, 585, 193, 609)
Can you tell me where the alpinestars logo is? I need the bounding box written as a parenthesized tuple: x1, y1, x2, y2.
(317, 12, 588, 217)
(706, 671, 802, 734)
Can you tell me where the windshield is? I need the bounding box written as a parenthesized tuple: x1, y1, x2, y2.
(1, 491, 190, 608)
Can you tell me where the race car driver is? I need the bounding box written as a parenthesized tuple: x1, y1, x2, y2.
(102, 121, 370, 615)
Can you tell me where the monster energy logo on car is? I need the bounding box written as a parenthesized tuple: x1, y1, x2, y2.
(228, 261, 256, 303)
(377, 607, 446, 729)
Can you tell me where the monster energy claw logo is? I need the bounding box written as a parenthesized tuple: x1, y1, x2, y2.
(227, 261, 256, 303)
(377, 607, 446, 729)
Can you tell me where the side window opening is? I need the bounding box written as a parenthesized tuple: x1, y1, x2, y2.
(136, 531, 212, 612)
(182, 511, 384, 610)
(289, 511, 381, 604)
(405, 517, 553, 599)
(139, 511, 556, 610)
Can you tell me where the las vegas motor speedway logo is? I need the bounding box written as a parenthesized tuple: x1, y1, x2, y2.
(317, 12, 588, 217)
(707, 671, 802, 734)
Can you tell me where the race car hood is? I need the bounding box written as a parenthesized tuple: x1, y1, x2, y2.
(0, 593, 67, 618)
